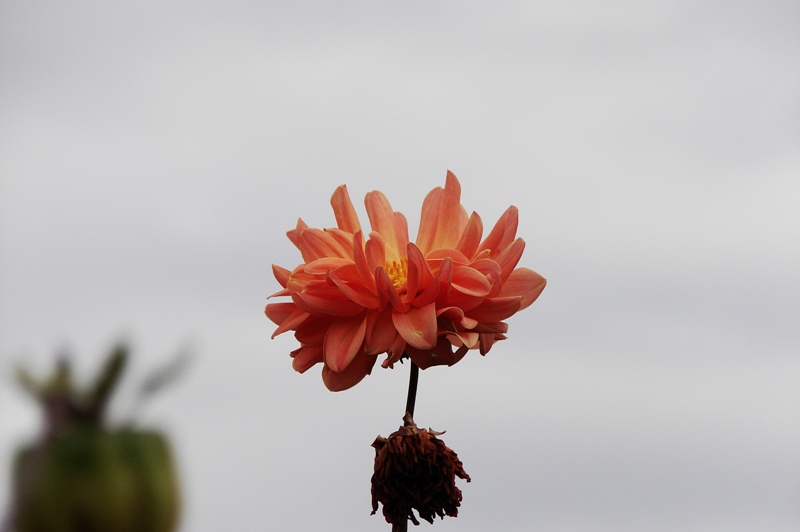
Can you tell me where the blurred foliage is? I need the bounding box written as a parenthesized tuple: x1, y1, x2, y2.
(7, 345, 182, 532)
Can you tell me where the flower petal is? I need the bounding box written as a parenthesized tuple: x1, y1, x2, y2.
(456, 212, 483, 259)
(328, 269, 380, 309)
(292, 284, 365, 316)
(267, 304, 310, 338)
(291, 345, 323, 373)
(451, 264, 492, 297)
(465, 296, 523, 323)
(495, 238, 525, 283)
(331, 185, 361, 234)
(272, 264, 291, 288)
(304, 257, 352, 275)
(300, 228, 351, 260)
(477, 206, 518, 258)
(365, 308, 397, 355)
(416, 171, 468, 254)
(352, 231, 377, 291)
(366, 190, 403, 258)
(499, 268, 547, 310)
(322, 351, 377, 392)
(323, 314, 368, 372)
(392, 302, 437, 349)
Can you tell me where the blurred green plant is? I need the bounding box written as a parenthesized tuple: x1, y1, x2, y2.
(7, 345, 182, 532)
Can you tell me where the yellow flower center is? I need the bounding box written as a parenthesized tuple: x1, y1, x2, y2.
(385, 258, 408, 291)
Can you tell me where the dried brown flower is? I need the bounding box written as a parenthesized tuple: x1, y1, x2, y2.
(371, 413, 471, 526)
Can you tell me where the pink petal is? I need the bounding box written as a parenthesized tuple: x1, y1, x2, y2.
(323, 314, 368, 372)
(415, 171, 468, 253)
(286, 218, 308, 251)
(404, 243, 433, 303)
(465, 296, 523, 323)
(451, 264, 492, 297)
(265, 302, 298, 326)
(382, 334, 407, 368)
(365, 190, 403, 258)
(291, 345, 323, 373)
(292, 285, 365, 316)
(495, 238, 525, 283)
(330, 185, 361, 234)
(392, 302, 437, 349)
(328, 270, 380, 309)
(375, 266, 408, 312)
(499, 267, 547, 310)
(456, 212, 483, 259)
(352, 231, 377, 291)
(364, 308, 397, 355)
(272, 264, 291, 288)
(322, 351, 377, 392)
(365, 232, 386, 273)
(300, 228, 350, 260)
(269, 305, 310, 338)
(477, 206, 518, 257)
(304, 257, 352, 275)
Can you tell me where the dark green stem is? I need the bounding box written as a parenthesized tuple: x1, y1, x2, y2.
(404, 361, 419, 421)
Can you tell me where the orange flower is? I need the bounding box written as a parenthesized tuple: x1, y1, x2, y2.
(265, 171, 546, 391)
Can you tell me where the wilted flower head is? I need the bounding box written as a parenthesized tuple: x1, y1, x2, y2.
(371, 414, 470, 526)
(266, 171, 545, 391)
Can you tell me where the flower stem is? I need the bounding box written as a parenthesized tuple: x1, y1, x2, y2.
(404, 361, 419, 421)
(391, 359, 419, 531)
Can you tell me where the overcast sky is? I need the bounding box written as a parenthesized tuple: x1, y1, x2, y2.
(1, 1, 799, 531)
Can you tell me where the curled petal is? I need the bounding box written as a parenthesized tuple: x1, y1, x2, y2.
(472, 321, 509, 334)
(266, 304, 310, 338)
(499, 268, 547, 310)
(451, 264, 492, 298)
(272, 264, 291, 288)
(365, 308, 397, 355)
(479, 332, 507, 355)
(477, 206, 518, 258)
(495, 238, 525, 283)
(353, 231, 377, 291)
(328, 269, 380, 309)
(437, 306, 479, 330)
(295, 314, 335, 345)
(366, 190, 404, 258)
(405, 243, 434, 304)
(376, 267, 409, 312)
(447, 331, 480, 349)
(291, 345, 323, 373)
(292, 284, 365, 316)
(382, 334, 407, 368)
(322, 351, 377, 392)
(365, 233, 387, 273)
(286, 218, 309, 251)
(300, 228, 351, 260)
(325, 228, 355, 259)
(267, 287, 291, 298)
(392, 302, 437, 349)
(331, 185, 361, 234)
(465, 296, 523, 323)
(406, 336, 468, 369)
(304, 257, 352, 275)
(456, 212, 483, 259)
(469, 258, 503, 298)
(265, 302, 300, 327)
(426, 248, 470, 266)
(324, 314, 368, 372)
(416, 171, 468, 254)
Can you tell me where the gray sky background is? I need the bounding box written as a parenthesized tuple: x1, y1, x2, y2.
(1, 1, 799, 531)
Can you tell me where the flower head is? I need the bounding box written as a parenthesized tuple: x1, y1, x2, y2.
(265, 171, 545, 391)
(370, 414, 471, 526)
